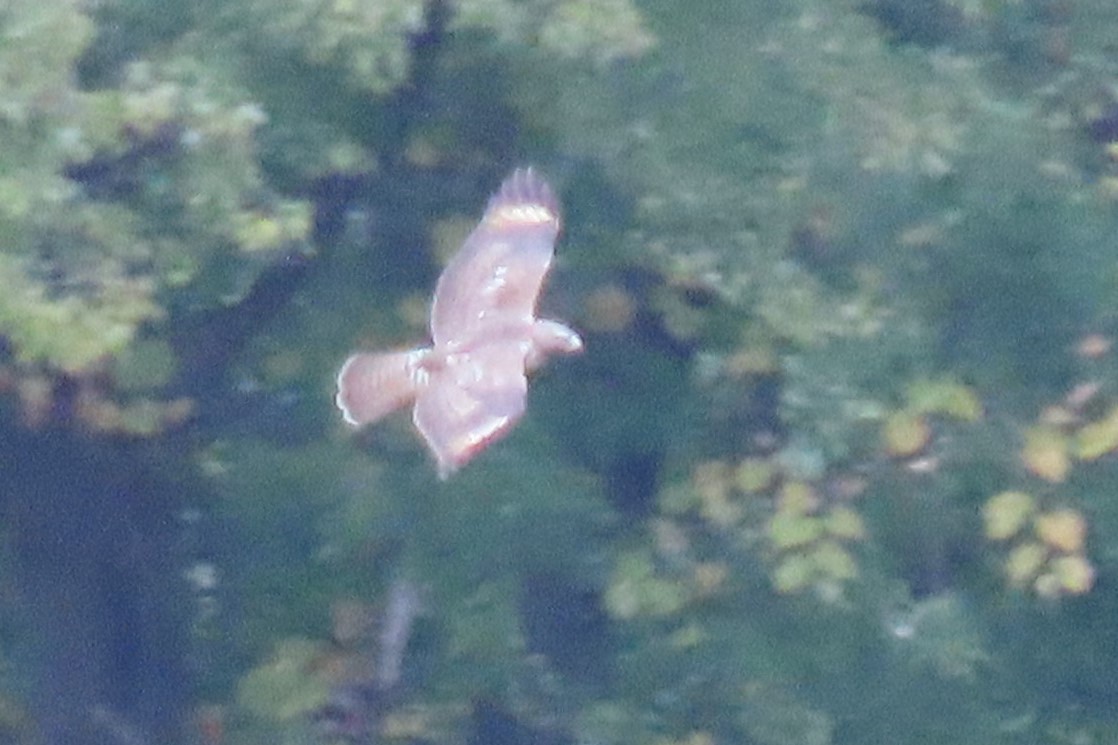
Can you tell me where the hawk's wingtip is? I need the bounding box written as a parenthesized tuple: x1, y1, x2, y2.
(493, 166, 558, 219)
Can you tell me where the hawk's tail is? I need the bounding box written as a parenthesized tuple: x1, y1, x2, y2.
(335, 348, 428, 427)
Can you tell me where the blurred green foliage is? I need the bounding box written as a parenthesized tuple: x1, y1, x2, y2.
(7, 0, 1118, 742)
(184, 0, 1118, 740)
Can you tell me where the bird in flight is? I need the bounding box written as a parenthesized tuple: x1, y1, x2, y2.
(336, 168, 583, 478)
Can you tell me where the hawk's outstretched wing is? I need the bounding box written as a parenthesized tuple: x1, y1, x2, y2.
(429, 169, 560, 348)
(412, 342, 529, 478)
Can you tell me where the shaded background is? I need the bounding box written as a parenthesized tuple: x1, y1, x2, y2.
(1, 0, 1118, 742)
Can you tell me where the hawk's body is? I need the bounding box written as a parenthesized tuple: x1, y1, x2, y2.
(336, 169, 582, 478)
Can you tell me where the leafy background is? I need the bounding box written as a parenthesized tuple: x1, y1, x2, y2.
(1, 0, 1118, 743)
